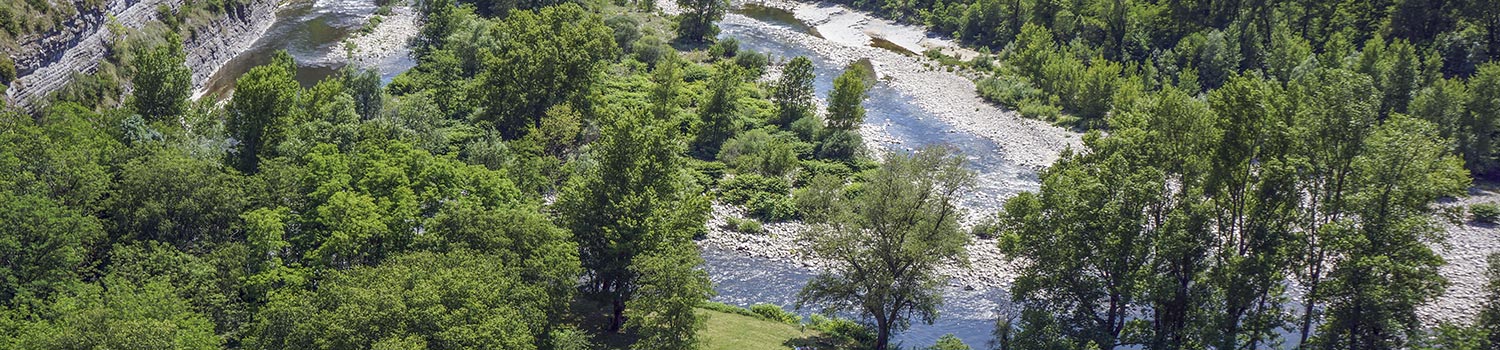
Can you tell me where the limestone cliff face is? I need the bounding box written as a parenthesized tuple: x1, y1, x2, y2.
(3, 0, 277, 111)
(182, 0, 277, 93)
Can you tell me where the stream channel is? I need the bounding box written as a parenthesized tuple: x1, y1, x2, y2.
(200, 0, 1041, 346)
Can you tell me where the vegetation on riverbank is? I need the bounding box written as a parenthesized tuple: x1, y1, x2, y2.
(6, 0, 1500, 349)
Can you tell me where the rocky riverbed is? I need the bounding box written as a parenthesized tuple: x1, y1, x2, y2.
(344, 1, 420, 73)
(692, 0, 1500, 332)
(1420, 190, 1500, 325)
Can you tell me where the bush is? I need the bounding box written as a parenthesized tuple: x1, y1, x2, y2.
(702, 301, 758, 318)
(682, 63, 713, 82)
(976, 74, 1041, 108)
(816, 129, 864, 161)
(789, 115, 823, 142)
(796, 160, 852, 186)
(634, 36, 668, 66)
(691, 159, 728, 180)
(605, 15, 641, 53)
(793, 173, 843, 223)
(1473, 203, 1500, 223)
(719, 174, 790, 204)
(746, 192, 797, 222)
(749, 304, 801, 324)
(710, 37, 740, 58)
(927, 334, 971, 350)
(807, 315, 875, 349)
(736, 51, 769, 78)
(0, 57, 15, 84)
(1018, 99, 1062, 121)
(718, 130, 799, 176)
(970, 218, 1001, 239)
(725, 217, 764, 234)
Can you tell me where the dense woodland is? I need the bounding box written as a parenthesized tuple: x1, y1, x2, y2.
(3, 0, 1500, 349)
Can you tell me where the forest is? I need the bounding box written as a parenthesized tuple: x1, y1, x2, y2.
(2, 0, 1500, 349)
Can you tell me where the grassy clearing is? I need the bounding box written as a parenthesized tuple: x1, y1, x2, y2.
(699, 308, 814, 350)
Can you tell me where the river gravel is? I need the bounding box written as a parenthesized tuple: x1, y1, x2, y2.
(346, 2, 420, 70)
(675, 0, 1500, 331)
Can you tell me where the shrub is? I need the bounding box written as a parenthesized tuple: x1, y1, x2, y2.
(807, 315, 875, 349)
(970, 218, 1001, 239)
(789, 115, 823, 142)
(749, 304, 801, 324)
(976, 74, 1041, 108)
(735, 51, 769, 78)
(0, 56, 15, 84)
(719, 174, 790, 204)
(793, 173, 843, 223)
(709, 37, 740, 58)
(746, 192, 797, 222)
(634, 36, 668, 66)
(1473, 203, 1500, 223)
(702, 301, 758, 318)
(725, 217, 764, 234)
(718, 130, 799, 176)
(927, 334, 971, 350)
(816, 129, 864, 161)
(1018, 99, 1062, 121)
(682, 63, 713, 82)
(796, 160, 852, 186)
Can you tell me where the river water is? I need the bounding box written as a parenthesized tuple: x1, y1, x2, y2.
(203, 0, 1040, 347)
(201, 0, 414, 98)
(703, 9, 1043, 348)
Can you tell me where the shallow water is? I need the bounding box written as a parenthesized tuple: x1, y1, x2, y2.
(706, 12, 1042, 347)
(202, 0, 415, 98)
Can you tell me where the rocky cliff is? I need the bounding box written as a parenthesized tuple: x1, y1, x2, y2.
(3, 0, 277, 111)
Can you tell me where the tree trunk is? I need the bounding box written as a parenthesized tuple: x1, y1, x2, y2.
(875, 318, 891, 350)
(609, 295, 626, 333)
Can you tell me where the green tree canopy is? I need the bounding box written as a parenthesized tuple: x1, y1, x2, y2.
(798, 146, 973, 350)
(478, 4, 617, 139)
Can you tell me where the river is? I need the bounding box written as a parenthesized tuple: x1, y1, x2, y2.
(203, 0, 1041, 347)
(704, 7, 1046, 348)
(201, 0, 415, 98)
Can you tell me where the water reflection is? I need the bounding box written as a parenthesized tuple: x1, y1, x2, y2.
(203, 0, 400, 98)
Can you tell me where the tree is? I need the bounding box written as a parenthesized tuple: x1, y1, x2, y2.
(108, 148, 248, 249)
(1313, 115, 1468, 350)
(555, 109, 711, 334)
(129, 32, 192, 121)
(1480, 252, 1500, 347)
(798, 146, 973, 350)
(244, 251, 559, 350)
(227, 51, 300, 173)
(0, 192, 103, 305)
(772, 56, 816, 127)
(826, 64, 870, 130)
(1410, 78, 1470, 148)
(625, 241, 715, 350)
(693, 63, 744, 158)
(1291, 68, 1381, 345)
(2, 279, 220, 350)
(343, 67, 383, 120)
(1466, 63, 1500, 178)
(479, 4, 616, 138)
(676, 0, 726, 43)
(1204, 74, 1300, 350)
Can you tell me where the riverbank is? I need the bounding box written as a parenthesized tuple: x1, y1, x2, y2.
(344, 1, 420, 71)
(1420, 190, 1500, 325)
(702, 202, 1019, 291)
(2, 0, 279, 108)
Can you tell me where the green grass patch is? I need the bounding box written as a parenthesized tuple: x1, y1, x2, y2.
(699, 308, 813, 350)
